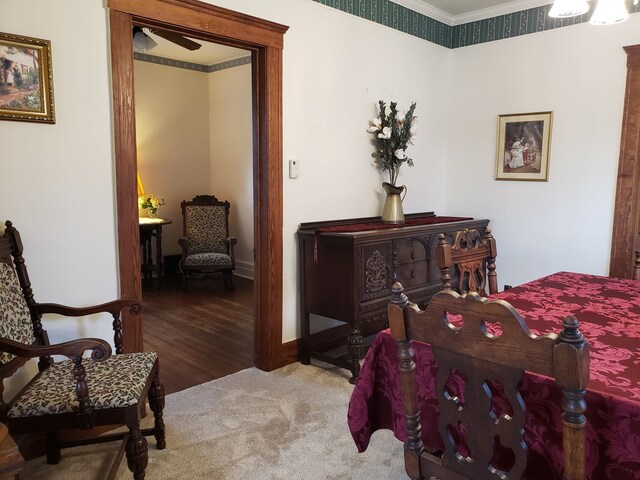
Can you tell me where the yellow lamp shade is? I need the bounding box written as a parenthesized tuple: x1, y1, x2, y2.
(137, 174, 145, 196)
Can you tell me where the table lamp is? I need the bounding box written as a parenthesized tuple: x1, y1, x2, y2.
(137, 173, 145, 196)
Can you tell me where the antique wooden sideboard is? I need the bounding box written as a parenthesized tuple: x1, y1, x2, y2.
(297, 212, 490, 382)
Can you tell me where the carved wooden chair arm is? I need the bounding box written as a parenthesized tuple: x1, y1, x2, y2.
(226, 236, 237, 259)
(0, 336, 112, 429)
(0, 336, 111, 362)
(36, 299, 142, 317)
(35, 299, 140, 356)
(178, 237, 189, 259)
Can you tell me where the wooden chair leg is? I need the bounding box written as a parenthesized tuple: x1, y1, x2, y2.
(45, 431, 61, 464)
(148, 372, 166, 450)
(224, 271, 235, 290)
(125, 426, 148, 480)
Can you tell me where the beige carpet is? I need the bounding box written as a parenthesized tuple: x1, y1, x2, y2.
(21, 362, 406, 479)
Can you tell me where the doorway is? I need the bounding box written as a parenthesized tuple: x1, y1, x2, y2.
(134, 32, 255, 392)
(107, 0, 288, 370)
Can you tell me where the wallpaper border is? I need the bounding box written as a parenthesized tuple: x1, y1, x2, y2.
(313, 0, 640, 49)
(134, 53, 252, 72)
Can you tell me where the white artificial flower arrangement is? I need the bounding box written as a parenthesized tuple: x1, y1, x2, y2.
(367, 100, 417, 186)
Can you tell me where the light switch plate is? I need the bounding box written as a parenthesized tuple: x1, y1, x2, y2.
(289, 159, 299, 179)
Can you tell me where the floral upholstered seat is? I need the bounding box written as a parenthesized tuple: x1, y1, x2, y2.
(183, 252, 233, 267)
(0, 220, 166, 479)
(8, 352, 157, 418)
(179, 195, 237, 289)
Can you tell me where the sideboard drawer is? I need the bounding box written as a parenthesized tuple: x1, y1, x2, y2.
(394, 237, 429, 264)
(395, 262, 428, 288)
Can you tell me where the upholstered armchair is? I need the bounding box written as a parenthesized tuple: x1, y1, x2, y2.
(0, 221, 165, 479)
(179, 195, 237, 290)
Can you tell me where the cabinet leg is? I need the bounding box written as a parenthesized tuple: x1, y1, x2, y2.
(300, 350, 311, 365)
(300, 313, 311, 364)
(347, 328, 363, 384)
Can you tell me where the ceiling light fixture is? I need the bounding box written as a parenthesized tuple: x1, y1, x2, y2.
(548, 0, 590, 17)
(589, 0, 630, 24)
(549, 0, 634, 24)
(133, 26, 157, 53)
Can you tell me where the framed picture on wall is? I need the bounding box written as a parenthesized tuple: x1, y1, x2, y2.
(495, 111, 552, 181)
(0, 31, 55, 123)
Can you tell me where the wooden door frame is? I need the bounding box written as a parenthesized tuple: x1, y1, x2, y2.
(610, 45, 640, 279)
(108, 0, 288, 370)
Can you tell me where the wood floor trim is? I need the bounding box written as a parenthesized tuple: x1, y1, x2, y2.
(610, 44, 640, 279)
(107, 0, 288, 371)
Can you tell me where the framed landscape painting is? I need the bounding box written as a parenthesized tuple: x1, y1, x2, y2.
(495, 111, 552, 181)
(0, 32, 55, 123)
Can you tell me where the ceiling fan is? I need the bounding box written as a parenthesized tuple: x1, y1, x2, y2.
(133, 26, 201, 52)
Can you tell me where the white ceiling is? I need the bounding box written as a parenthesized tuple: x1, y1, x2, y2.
(426, 0, 530, 16)
(142, 30, 249, 66)
(392, 0, 551, 24)
(418, 0, 552, 16)
(139, 1, 551, 64)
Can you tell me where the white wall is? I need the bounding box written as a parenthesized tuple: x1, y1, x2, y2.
(446, 17, 640, 288)
(3, 0, 636, 360)
(204, 0, 453, 341)
(208, 63, 255, 278)
(0, 0, 116, 314)
(0, 0, 117, 396)
(134, 60, 211, 256)
(0, 0, 448, 347)
(135, 59, 254, 274)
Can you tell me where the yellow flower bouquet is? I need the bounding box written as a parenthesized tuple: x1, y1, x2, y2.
(138, 194, 165, 216)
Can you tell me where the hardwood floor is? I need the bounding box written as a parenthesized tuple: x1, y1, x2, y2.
(142, 274, 254, 394)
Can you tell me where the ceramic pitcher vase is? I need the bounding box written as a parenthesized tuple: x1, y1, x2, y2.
(139, 207, 158, 218)
(381, 182, 406, 224)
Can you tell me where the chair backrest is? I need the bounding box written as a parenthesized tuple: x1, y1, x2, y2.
(435, 228, 498, 296)
(388, 283, 589, 480)
(180, 195, 231, 255)
(0, 222, 47, 374)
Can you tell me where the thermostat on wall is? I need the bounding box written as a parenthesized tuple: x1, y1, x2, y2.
(289, 159, 299, 179)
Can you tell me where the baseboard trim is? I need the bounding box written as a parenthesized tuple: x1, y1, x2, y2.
(278, 338, 300, 368)
(234, 260, 254, 280)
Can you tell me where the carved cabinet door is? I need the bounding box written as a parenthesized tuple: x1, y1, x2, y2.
(359, 242, 393, 302)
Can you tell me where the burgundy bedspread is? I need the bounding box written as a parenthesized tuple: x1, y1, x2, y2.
(347, 272, 640, 479)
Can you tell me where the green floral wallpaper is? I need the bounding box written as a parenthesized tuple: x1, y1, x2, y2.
(312, 0, 640, 49)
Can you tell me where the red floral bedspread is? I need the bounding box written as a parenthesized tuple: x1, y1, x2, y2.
(347, 272, 640, 479)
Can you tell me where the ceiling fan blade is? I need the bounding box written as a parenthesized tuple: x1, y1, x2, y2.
(150, 29, 201, 51)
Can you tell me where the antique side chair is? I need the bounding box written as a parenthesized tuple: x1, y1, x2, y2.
(0, 221, 165, 479)
(435, 227, 498, 296)
(388, 283, 590, 480)
(179, 194, 237, 290)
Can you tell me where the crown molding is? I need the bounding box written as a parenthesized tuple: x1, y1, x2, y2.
(391, 0, 552, 26)
(390, 0, 453, 24)
(452, 0, 551, 25)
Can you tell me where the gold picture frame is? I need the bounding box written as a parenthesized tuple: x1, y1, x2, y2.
(0, 31, 55, 123)
(495, 111, 552, 181)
